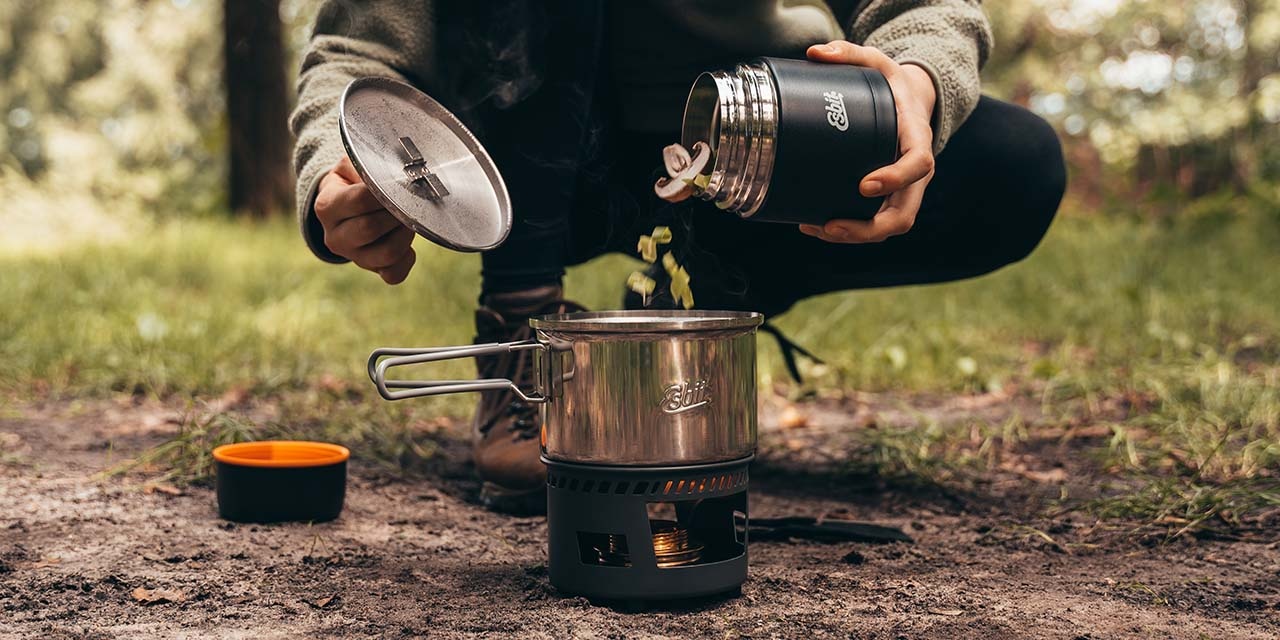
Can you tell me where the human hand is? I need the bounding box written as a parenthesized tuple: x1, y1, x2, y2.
(799, 40, 937, 244)
(314, 155, 416, 284)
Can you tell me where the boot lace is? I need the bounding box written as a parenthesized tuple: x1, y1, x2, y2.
(475, 322, 541, 441)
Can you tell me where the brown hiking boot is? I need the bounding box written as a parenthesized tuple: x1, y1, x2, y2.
(473, 285, 584, 514)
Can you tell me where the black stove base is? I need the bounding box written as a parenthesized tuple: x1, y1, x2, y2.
(543, 456, 751, 601)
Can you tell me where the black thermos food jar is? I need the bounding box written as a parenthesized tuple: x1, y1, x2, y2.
(681, 57, 898, 224)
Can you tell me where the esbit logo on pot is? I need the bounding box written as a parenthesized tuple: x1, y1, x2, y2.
(661, 379, 712, 414)
(823, 90, 849, 131)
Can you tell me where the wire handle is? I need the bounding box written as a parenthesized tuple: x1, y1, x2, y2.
(367, 340, 549, 402)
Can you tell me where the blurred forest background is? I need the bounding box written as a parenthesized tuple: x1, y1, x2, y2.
(3, 0, 1280, 236)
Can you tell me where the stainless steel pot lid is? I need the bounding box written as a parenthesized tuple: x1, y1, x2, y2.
(529, 310, 764, 333)
(339, 77, 511, 252)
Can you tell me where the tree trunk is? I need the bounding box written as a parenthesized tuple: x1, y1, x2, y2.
(1232, 0, 1264, 191)
(224, 0, 293, 217)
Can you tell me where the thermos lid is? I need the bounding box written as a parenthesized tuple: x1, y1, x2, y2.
(339, 77, 511, 252)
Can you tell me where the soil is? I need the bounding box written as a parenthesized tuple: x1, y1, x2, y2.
(2, 395, 1279, 639)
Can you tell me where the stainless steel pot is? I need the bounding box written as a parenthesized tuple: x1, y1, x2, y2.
(368, 310, 763, 465)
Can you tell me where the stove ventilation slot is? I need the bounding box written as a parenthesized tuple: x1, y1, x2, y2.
(547, 471, 747, 495)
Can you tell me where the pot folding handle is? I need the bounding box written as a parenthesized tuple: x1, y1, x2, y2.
(367, 340, 550, 402)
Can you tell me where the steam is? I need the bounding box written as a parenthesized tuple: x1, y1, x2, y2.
(439, 0, 549, 112)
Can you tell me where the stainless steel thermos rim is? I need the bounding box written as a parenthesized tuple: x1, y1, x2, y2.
(684, 61, 778, 217)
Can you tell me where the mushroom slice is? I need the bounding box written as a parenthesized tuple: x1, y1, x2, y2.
(654, 141, 713, 203)
(682, 142, 712, 177)
(654, 177, 694, 203)
(662, 144, 692, 178)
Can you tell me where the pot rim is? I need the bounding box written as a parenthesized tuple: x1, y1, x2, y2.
(529, 310, 763, 333)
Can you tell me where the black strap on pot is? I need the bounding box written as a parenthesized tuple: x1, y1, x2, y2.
(760, 322, 825, 383)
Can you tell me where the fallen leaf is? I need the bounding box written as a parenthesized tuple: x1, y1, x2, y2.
(131, 587, 187, 605)
(929, 608, 964, 616)
(306, 593, 340, 609)
(778, 406, 810, 430)
(31, 556, 60, 569)
(1021, 468, 1068, 484)
(144, 483, 183, 496)
(1067, 424, 1113, 439)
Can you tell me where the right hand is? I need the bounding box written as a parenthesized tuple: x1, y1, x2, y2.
(314, 155, 416, 284)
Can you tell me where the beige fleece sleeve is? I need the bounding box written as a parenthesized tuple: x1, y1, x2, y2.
(848, 0, 992, 154)
(289, 0, 438, 263)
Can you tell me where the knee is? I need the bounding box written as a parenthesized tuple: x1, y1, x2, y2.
(992, 108, 1066, 263)
(1019, 111, 1067, 203)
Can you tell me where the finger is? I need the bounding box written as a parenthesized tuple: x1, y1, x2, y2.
(378, 247, 416, 285)
(862, 118, 935, 196)
(318, 166, 352, 192)
(351, 225, 414, 271)
(862, 147, 934, 196)
(806, 40, 896, 74)
(315, 181, 384, 227)
(824, 183, 925, 243)
(326, 210, 402, 254)
(333, 155, 363, 184)
(799, 223, 855, 244)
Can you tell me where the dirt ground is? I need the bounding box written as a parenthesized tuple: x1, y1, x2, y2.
(2, 396, 1279, 639)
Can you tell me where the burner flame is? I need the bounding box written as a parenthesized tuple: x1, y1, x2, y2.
(593, 519, 704, 568)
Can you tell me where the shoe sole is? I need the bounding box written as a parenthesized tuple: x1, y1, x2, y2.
(480, 482, 546, 516)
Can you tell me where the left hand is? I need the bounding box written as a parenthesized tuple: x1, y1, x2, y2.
(799, 40, 937, 244)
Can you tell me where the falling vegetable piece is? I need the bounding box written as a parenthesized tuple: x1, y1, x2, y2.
(669, 266, 694, 309)
(683, 174, 711, 190)
(654, 177, 693, 203)
(627, 271, 657, 305)
(631, 229, 693, 309)
(638, 226, 673, 263)
(662, 144, 691, 178)
(637, 235, 657, 263)
(654, 142, 712, 203)
(627, 271, 656, 294)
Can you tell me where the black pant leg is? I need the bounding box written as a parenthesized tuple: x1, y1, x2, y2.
(476, 2, 607, 295)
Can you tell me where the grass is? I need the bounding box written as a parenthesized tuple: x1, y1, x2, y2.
(1, 196, 1278, 533)
(105, 410, 261, 484)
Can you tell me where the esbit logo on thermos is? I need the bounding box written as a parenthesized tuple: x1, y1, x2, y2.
(823, 91, 849, 132)
(660, 379, 712, 414)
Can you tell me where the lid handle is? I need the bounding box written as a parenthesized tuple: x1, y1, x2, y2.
(398, 135, 450, 200)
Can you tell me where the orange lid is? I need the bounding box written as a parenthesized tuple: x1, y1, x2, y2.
(212, 441, 350, 469)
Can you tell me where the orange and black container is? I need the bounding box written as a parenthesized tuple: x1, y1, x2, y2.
(213, 441, 349, 523)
